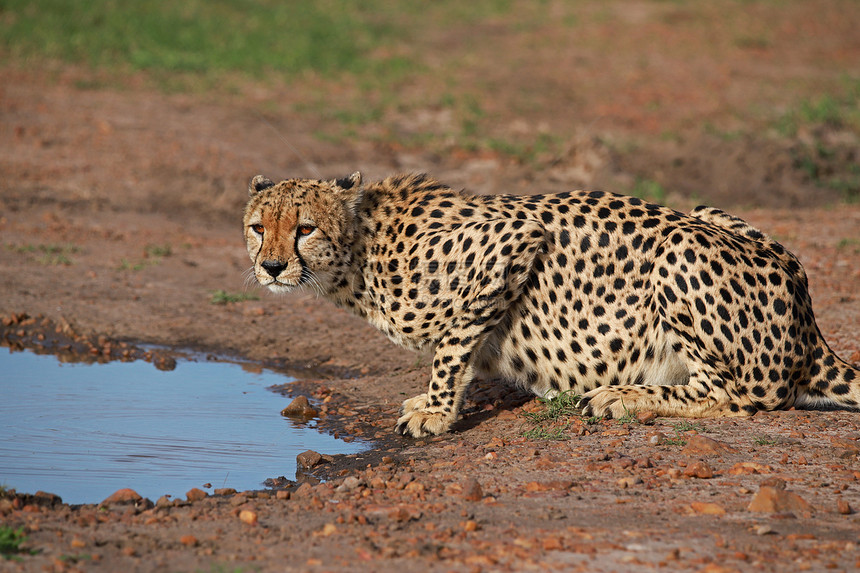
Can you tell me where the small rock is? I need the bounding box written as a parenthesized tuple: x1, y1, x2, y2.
(682, 435, 737, 456)
(102, 488, 143, 505)
(759, 477, 786, 490)
(276, 490, 290, 500)
(293, 482, 314, 498)
(755, 524, 776, 536)
(179, 534, 198, 547)
(462, 477, 483, 502)
(689, 502, 726, 516)
(636, 411, 656, 424)
(463, 520, 479, 532)
(728, 462, 773, 475)
(186, 488, 208, 502)
(213, 488, 237, 496)
(616, 476, 642, 488)
(647, 432, 666, 445)
(336, 476, 363, 493)
(156, 495, 172, 508)
(837, 498, 853, 515)
(683, 461, 714, 479)
(281, 396, 318, 418)
(239, 509, 258, 525)
(297, 450, 323, 469)
(319, 523, 337, 536)
(748, 486, 814, 515)
(33, 491, 63, 506)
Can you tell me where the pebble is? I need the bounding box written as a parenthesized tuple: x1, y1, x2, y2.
(239, 510, 258, 525)
(647, 432, 666, 445)
(462, 477, 483, 502)
(297, 450, 323, 469)
(186, 488, 208, 502)
(728, 462, 773, 475)
(616, 477, 642, 488)
(179, 534, 198, 546)
(689, 502, 726, 516)
(636, 411, 657, 424)
(683, 461, 714, 479)
(748, 486, 814, 515)
(682, 435, 737, 456)
(836, 498, 853, 515)
(101, 488, 143, 505)
(213, 488, 237, 496)
(281, 395, 318, 418)
(293, 483, 314, 498)
(336, 476, 364, 492)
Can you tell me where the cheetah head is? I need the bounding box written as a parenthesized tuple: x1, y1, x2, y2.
(243, 172, 363, 295)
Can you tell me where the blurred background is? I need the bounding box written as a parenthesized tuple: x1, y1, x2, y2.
(1, 0, 859, 218)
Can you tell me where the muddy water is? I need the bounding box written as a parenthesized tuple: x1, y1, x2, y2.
(0, 349, 363, 505)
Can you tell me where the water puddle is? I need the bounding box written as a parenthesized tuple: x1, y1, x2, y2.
(0, 348, 364, 505)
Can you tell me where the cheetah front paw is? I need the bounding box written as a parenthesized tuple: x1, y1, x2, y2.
(394, 408, 454, 437)
(579, 387, 638, 419)
(400, 393, 429, 414)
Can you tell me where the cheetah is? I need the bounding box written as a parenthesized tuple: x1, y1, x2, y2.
(243, 172, 859, 437)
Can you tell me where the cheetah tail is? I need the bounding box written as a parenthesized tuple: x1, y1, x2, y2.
(796, 346, 860, 411)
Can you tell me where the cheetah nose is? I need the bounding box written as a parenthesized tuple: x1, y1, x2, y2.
(261, 259, 287, 278)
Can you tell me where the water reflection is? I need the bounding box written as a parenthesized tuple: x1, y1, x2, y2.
(0, 349, 363, 504)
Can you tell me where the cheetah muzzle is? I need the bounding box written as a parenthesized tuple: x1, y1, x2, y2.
(243, 172, 860, 438)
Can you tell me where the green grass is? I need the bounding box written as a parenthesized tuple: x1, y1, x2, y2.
(210, 290, 260, 305)
(145, 244, 172, 258)
(0, 0, 560, 160)
(836, 237, 860, 252)
(659, 420, 710, 446)
(753, 434, 778, 446)
(614, 402, 639, 424)
(521, 425, 569, 441)
(0, 0, 407, 80)
(0, 0, 519, 87)
(663, 435, 688, 446)
(520, 390, 582, 441)
(0, 526, 30, 560)
(671, 420, 708, 433)
(6, 243, 79, 265)
(117, 243, 172, 271)
(522, 390, 581, 425)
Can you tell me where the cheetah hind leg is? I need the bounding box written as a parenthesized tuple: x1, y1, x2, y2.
(579, 382, 750, 419)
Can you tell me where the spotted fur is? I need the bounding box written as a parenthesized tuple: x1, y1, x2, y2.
(243, 173, 860, 437)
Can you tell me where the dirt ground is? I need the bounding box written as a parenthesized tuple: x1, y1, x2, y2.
(2, 15, 860, 571)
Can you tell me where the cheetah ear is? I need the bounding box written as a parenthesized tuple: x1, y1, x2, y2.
(248, 175, 275, 196)
(333, 172, 362, 191)
(331, 172, 364, 215)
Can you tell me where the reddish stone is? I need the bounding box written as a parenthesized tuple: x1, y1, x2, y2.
(186, 488, 208, 502)
(748, 486, 814, 515)
(101, 488, 143, 505)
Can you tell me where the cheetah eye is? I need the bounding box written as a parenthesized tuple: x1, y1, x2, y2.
(297, 224, 316, 237)
(250, 223, 264, 235)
